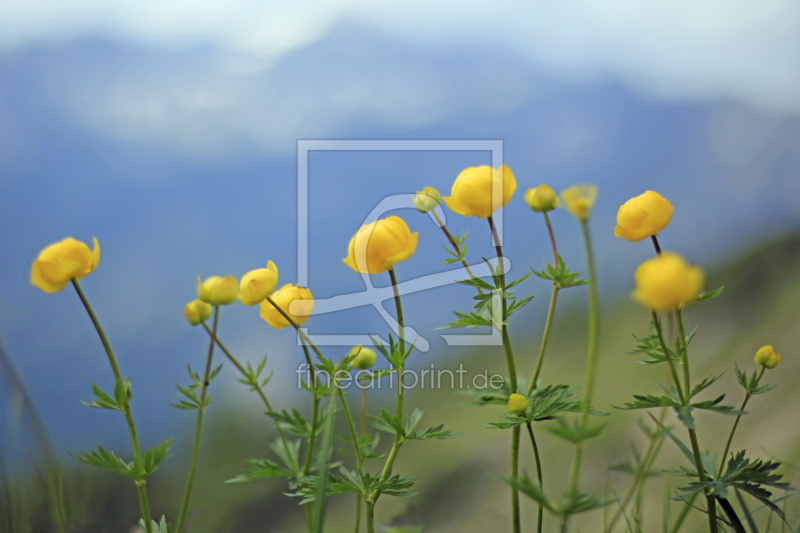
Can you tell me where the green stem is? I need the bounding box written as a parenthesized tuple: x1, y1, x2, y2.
(675, 308, 719, 533)
(567, 219, 599, 491)
(526, 422, 544, 533)
(366, 501, 376, 533)
(355, 498, 362, 533)
(488, 216, 520, 533)
(200, 323, 298, 472)
(71, 280, 153, 533)
(337, 387, 363, 468)
(301, 339, 320, 478)
(175, 306, 219, 533)
(717, 367, 764, 479)
(432, 210, 481, 292)
(652, 313, 685, 401)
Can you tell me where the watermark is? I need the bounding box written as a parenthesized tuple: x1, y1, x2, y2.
(295, 363, 505, 391)
(295, 139, 507, 351)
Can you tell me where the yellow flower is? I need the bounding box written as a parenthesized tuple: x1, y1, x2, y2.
(184, 299, 212, 326)
(343, 216, 418, 274)
(508, 393, 529, 416)
(561, 184, 598, 220)
(349, 345, 377, 370)
(443, 164, 517, 218)
(239, 261, 279, 306)
(31, 237, 101, 293)
(413, 186, 442, 213)
(614, 191, 673, 242)
(524, 184, 559, 213)
(260, 284, 314, 329)
(197, 275, 239, 306)
(754, 345, 781, 369)
(632, 252, 704, 310)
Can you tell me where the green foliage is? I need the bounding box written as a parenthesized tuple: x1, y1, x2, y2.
(531, 254, 589, 289)
(236, 355, 272, 391)
(439, 229, 468, 266)
(370, 334, 413, 370)
(629, 318, 697, 365)
(171, 363, 222, 410)
(508, 475, 613, 519)
(736, 364, 775, 396)
(338, 432, 387, 460)
(670, 451, 791, 519)
(290, 467, 417, 504)
(80, 379, 132, 411)
(72, 437, 172, 481)
(686, 285, 724, 305)
(139, 516, 169, 533)
(227, 438, 302, 485)
(268, 407, 330, 438)
(484, 384, 607, 429)
(547, 418, 605, 444)
(369, 408, 461, 441)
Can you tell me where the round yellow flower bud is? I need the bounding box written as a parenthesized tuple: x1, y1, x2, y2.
(561, 184, 597, 220)
(524, 184, 559, 213)
(413, 186, 442, 213)
(508, 393, 529, 416)
(443, 164, 517, 219)
(260, 284, 314, 329)
(239, 261, 279, 306)
(349, 345, 377, 370)
(754, 345, 781, 369)
(184, 299, 212, 326)
(632, 252, 704, 311)
(614, 191, 673, 242)
(31, 237, 101, 293)
(343, 216, 418, 274)
(197, 275, 239, 306)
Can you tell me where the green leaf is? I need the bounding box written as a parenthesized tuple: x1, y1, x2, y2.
(688, 373, 724, 401)
(532, 255, 589, 289)
(735, 364, 775, 396)
(138, 516, 169, 533)
(629, 319, 680, 365)
(438, 309, 498, 329)
(646, 412, 696, 466)
(508, 474, 613, 519)
(547, 418, 605, 444)
(71, 445, 134, 479)
(226, 458, 293, 483)
(617, 394, 679, 411)
(686, 286, 724, 305)
(80, 383, 123, 411)
(136, 437, 173, 479)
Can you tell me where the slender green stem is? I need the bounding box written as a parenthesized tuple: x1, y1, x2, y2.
(175, 306, 219, 533)
(487, 216, 521, 533)
(354, 497, 362, 533)
(337, 387, 363, 468)
(652, 313, 685, 401)
(675, 308, 719, 533)
(432, 210, 481, 291)
(670, 493, 698, 533)
(71, 280, 153, 533)
(360, 387, 367, 438)
(567, 219, 599, 491)
(543, 211, 558, 267)
(526, 422, 544, 533)
(200, 323, 298, 471)
(366, 501, 376, 533)
(717, 367, 764, 479)
(301, 339, 320, 478)
(527, 286, 558, 396)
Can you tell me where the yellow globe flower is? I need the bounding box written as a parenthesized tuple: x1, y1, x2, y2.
(31, 237, 101, 293)
(239, 261, 279, 306)
(197, 275, 239, 306)
(614, 191, 673, 242)
(561, 184, 598, 220)
(524, 184, 559, 213)
(184, 299, 212, 326)
(632, 252, 704, 310)
(412, 186, 442, 213)
(754, 345, 781, 369)
(260, 284, 314, 329)
(443, 164, 517, 218)
(349, 345, 377, 370)
(343, 216, 418, 274)
(508, 393, 529, 416)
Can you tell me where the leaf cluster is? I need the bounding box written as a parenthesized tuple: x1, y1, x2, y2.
(509, 475, 613, 520)
(735, 364, 775, 396)
(439, 229, 468, 266)
(226, 438, 303, 485)
(369, 407, 461, 441)
(484, 384, 607, 429)
(289, 467, 417, 504)
(531, 254, 589, 289)
(80, 378, 132, 412)
(172, 363, 222, 410)
(236, 355, 272, 391)
(72, 437, 172, 481)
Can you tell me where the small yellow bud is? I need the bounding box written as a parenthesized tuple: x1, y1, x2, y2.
(239, 261, 279, 306)
(184, 299, 212, 326)
(343, 216, 418, 274)
(754, 345, 781, 369)
(197, 275, 239, 306)
(524, 184, 559, 212)
(348, 345, 377, 370)
(508, 393, 529, 416)
(614, 191, 673, 242)
(31, 237, 101, 293)
(561, 184, 598, 220)
(443, 165, 517, 219)
(632, 252, 704, 311)
(412, 186, 442, 213)
(260, 284, 314, 329)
